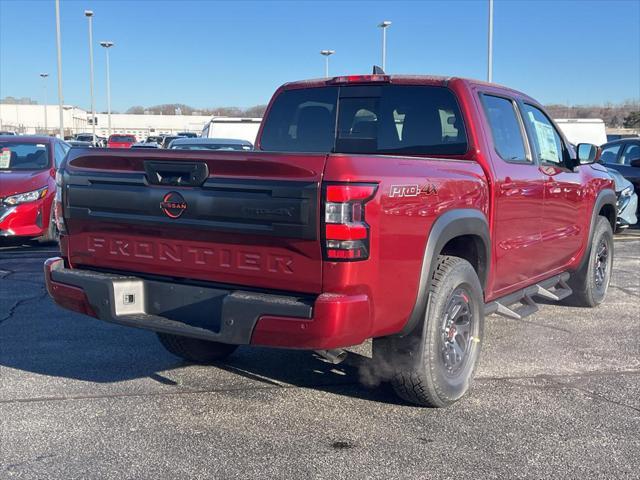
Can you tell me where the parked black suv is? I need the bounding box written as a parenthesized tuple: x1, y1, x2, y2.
(600, 138, 640, 211)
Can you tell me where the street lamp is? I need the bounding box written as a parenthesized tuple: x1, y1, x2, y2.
(378, 20, 392, 71)
(487, 0, 494, 82)
(100, 41, 114, 137)
(320, 50, 335, 78)
(85, 10, 96, 142)
(54, 0, 64, 138)
(39, 73, 49, 134)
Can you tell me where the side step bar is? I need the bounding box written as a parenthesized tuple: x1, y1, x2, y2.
(485, 273, 572, 321)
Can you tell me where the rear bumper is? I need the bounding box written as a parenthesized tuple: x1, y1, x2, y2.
(44, 258, 372, 349)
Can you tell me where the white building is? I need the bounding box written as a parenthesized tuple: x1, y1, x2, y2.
(0, 104, 88, 136)
(0, 103, 212, 140)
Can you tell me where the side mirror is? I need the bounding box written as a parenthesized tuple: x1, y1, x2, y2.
(576, 143, 600, 165)
(630, 158, 640, 168)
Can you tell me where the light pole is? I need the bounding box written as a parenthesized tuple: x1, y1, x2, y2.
(85, 10, 96, 142)
(55, 0, 64, 138)
(320, 50, 335, 78)
(39, 73, 49, 134)
(487, 0, 494, 82)
(378, 20, 391, 71)
(100, 41, 114, 137)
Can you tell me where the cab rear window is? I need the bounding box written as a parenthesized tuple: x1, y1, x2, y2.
(260, 85, 467, 155)
(110, 135, 135, 142)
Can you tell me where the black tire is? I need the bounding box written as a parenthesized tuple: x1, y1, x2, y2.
(37, 208, 59, 245)
(374, 255, 484, 407)
(567, 216, 614, 307)
(157, 333, 238, 364)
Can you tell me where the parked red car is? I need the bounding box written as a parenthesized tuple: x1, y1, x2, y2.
(107, 134, 136, 148)
(0, 135, 70, 242)
(46, 75, 616, 407)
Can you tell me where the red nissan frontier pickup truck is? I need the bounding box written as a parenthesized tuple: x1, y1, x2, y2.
(45, 74, 616, 407)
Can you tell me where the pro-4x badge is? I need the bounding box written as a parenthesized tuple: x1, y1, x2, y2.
(389, 183, 438, 198)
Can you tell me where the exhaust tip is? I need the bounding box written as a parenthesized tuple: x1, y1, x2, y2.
(315, 349, 348, 365)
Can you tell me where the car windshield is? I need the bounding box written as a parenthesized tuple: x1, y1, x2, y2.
(0, 142, 50, 171)
(110, 135, 135, 142)
(260, 84, 468, 155)
(76, 135, 93, 141)
(171, 143, 251, 151)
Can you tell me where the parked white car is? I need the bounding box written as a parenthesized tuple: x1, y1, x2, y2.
(554, 118, 607, 146)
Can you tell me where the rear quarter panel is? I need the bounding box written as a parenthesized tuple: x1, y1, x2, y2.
(323, 154, 488, 338)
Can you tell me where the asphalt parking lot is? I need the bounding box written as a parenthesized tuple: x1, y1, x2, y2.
(0, 231, 638, 479)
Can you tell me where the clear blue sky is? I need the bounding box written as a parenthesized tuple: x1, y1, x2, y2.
(1, 0, 639, 112)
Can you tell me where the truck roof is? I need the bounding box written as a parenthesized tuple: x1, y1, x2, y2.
(281, 74, 451, 89)
(280, 74, 536, 103)
(283, 74, 513, 89)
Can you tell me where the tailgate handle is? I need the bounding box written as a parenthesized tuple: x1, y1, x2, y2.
(144, 161, 209, 187)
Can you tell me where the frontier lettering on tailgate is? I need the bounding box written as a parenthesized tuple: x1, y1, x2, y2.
(86, 236, 294, 274)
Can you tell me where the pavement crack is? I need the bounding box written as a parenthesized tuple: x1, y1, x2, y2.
(0, 290, 48, 325)
(609, 284, 640, 299)
(478, 369, 640, 381)
(541, 375, 640, 414)
(481, 372, 640, 414)
(0, 379, 359, 405)
(562, 384, 640, 414)
(509, 317, 572, 333)
(3, 454, 57, 471)
(0, 269, 14, 279)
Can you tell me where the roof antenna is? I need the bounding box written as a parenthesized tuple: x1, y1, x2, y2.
(372, 65, 385, 74)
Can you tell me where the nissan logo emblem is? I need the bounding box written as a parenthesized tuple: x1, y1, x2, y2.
(160, 191, 187, 219)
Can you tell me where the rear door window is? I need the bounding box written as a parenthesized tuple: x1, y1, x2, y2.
(259, 85, 467, 155)
(620, 143, 640, 165)
(480, 95, 528, 163)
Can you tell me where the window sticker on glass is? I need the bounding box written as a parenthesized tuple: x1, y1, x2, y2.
(0, 148, 11, 169)
(530, 115, 558, 163)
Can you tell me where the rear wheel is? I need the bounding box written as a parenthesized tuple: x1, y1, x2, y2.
(157, 333, 238, 364)
(374, 255, 484, 407)
(567, 216, 613, 307)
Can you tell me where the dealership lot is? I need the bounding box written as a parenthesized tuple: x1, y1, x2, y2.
(0, 232, 638, 479)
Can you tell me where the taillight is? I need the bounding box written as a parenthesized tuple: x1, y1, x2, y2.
(54, 171, 67, 234)
(323, 183, 377, 261)
(329, 75, 390, 84)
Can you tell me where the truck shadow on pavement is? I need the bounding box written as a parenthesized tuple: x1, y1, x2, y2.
(0, 243, 405, 405)
(209, 347, 406, 405)
(2, 304, 404, 405)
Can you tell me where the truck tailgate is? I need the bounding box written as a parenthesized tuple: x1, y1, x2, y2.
(61, 149, 326, 294)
